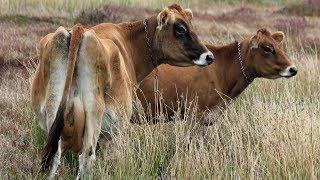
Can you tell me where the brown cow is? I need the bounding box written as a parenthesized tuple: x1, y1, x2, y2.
(137, 28, 297, 125)
(31, 4, 213, 179)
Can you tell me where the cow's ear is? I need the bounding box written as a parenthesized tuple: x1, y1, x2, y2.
(184, 8, 193, 21)
(272, 31, 285, 44)
(157, 8, 174, 30)
(249, 35, 259, 49)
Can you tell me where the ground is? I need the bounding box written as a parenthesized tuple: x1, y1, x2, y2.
(0, 0, 319, 179)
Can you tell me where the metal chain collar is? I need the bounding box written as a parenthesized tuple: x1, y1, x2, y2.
(143, 19, 160, 106)
(143, 19, 158, 70)
(236, 41, 251, 84)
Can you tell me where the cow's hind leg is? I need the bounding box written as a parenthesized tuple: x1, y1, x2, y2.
(76, 30, 107, 179)
(48, 140, 62, 179)
(99, 105, 120, 158)
(44, 27, 70, 132)
(40, 27, 69, 177)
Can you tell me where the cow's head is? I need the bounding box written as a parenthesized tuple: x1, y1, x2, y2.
(154, 4, 214, 67)
(248, 28, 297, 79)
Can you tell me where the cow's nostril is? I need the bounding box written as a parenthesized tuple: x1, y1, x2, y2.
(206, 54, 214, 62)
(289, 66, 298, 76)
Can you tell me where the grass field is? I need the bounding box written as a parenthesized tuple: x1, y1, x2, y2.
(0, 0, 319, 179)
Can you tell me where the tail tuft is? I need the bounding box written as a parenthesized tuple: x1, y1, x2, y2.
(40, 105, 65, 171)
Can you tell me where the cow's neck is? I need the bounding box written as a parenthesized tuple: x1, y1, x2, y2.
(121, 15, 161, 83)
(212, 40, 256, 99)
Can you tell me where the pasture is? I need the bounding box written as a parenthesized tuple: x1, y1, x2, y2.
(0, 0, 319, 179)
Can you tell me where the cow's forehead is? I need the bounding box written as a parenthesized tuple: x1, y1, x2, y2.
(257, 30, 279, 45)
(258, 28, 272, 36)
(260, 34, 279, 46)
(166, 5, 192, 24)
(168, 3, 183, 12)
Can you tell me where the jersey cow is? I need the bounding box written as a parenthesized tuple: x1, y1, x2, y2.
(137, 28, 297, 125)
(31, 4, 213, 179)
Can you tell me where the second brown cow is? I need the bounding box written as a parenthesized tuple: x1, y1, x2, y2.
(137, 28, 298, 125)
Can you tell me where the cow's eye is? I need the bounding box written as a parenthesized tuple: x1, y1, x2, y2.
(263, 45, 274, 54)
(175, 24, 187, 35)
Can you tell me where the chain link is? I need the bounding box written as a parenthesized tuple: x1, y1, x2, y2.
(144, 19, 160, 117)
(143, 19, 158, 71)
(236, 41, 251, 84)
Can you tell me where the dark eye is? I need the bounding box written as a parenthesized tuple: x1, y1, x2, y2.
(263, 45, 274, 54)
(175, 24, 187, 35)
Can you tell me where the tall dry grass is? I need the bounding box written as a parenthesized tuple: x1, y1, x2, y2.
(0, 0, 182, 16)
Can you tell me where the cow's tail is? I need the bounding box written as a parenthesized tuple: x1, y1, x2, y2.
(40, 24, 84, 171)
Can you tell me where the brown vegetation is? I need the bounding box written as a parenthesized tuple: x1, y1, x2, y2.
(279, 0, 320, 16)
(75, 4, 158, 25)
